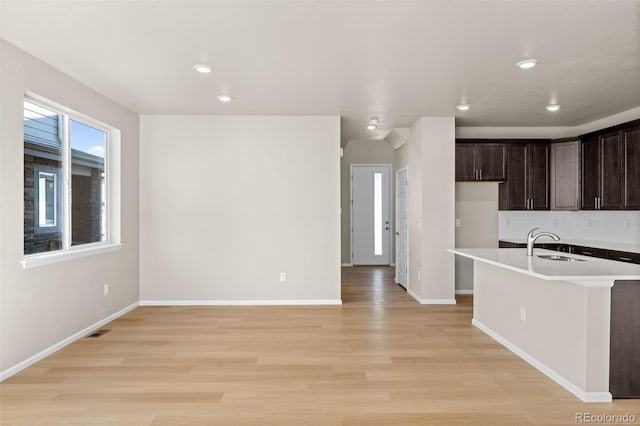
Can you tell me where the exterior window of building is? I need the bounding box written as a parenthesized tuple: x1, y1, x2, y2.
(24, 97, 112, 256)
(38, 171, 57, 227)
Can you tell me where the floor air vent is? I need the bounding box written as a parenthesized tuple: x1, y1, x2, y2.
(87, 329, 111, 338)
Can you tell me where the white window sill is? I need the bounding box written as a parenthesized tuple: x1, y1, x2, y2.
(21, 243, 124, 269)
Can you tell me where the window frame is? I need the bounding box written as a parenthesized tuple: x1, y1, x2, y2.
(34, 164, 62, 233)
(22, 93, 122, 268)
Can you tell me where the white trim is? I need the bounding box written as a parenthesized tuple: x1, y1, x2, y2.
(140, 299, 343, 306)
(455, 289, 474, 295)
(407, 288, 456, 305)
(472, 318, 612, 403)
(0, 302, 138, 382)
(341, 263, 353, 267)
(21, 243, 124, 269)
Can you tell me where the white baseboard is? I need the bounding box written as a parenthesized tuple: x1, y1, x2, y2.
(139, 299, 343, 306)
(455, 289, 474, 295)
(341, 263, 353, 267)
(0, 302, 139, 382)
(407, 289, 456, 305)
(472, 318, 612, 403)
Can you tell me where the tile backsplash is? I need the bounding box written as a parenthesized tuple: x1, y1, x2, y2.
(499, 210, 640, 244)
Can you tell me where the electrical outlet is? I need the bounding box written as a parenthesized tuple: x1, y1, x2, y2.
(455, 219, 461, 228)
(279, 272, 287, 282)
(103, 283, 109, 296)
(520, 306, 526, 323)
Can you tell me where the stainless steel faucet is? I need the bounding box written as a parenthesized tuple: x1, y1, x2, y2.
(526, 227, 561, 256)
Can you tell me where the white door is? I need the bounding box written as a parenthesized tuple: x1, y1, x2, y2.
(351, 165, 391, 265)
(395, 167, 408, 288)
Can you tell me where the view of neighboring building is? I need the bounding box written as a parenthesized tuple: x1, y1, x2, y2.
(23, 100, 106, 255)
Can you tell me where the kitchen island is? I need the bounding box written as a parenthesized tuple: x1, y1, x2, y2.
(450, 248, 640, 402)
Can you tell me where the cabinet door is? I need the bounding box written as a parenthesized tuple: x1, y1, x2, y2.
(528, 143, 549, 210)
(476, 144, 506, 181)
(505, 144, 528, 210)
(600, 131, 623, 209)
(550, 141, 580, 210)
(581, 136, 600, 210)
(455, 144, 477, 181)
(624, 127, 640, 209)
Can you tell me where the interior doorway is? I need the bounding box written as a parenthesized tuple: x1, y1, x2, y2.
(395, 166, 408, 288)
(350, 164, 391, 265)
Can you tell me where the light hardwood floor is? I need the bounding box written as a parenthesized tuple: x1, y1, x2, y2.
(1, 266, 639, 425)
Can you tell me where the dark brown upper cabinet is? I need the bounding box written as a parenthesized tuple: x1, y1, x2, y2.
(581, 135, 601, 210)
(580, 125, 639, 210)
(455, 142, 506, 182)
(624, 127, 640, 209)
(499, 142, 549, 210)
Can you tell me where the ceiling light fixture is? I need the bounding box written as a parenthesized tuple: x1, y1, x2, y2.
(367, 117, 379, 130)
(516, 59, 538, 69)
(217, 94, 232, 103)
(545, 104, 561, 112)
(194, 64, 212, 74)
(456, 104, 470, 111)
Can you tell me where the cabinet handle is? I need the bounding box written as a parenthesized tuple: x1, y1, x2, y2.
(479, 169, 482, 180)
(474, 169, 477, 180)
(531, 198, 534, 209)
(583, 251, 592, 255)
(598, 197, 602, 210)
(619, 257, 632, 261)
(594, 198, 598, 209)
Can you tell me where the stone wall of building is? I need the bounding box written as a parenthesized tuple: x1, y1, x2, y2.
(23, 154, 63, 255)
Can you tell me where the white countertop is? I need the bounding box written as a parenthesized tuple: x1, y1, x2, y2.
(499, 238, 640, 254)
(450, 248, 640, 286)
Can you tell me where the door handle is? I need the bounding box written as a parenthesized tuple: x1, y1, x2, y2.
(385, 227, 389, 231)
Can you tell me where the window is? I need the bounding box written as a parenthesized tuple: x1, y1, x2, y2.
(24, 97, 115, 258)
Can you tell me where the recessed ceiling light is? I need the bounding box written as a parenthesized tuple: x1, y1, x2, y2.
(456, 104, 470, 111)
(545, 104, 561, 112)
(516, 59, 538, 69)
(367, 117, 379, 130)
(194, 64, 212, 74)
(217, 94, 232, 103)
(367, 124, 377, 130)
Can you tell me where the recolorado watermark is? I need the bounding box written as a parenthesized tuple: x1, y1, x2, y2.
(575, 413, 637, 424)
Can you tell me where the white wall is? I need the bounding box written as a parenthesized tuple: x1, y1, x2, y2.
(455, 183, 499, 292)
(499, 210, 640, 245)
(395, 117, 455, 303)
(340, 139, 395, 265)
(139, 115, 341, 303)
(0, 41, 140, 373)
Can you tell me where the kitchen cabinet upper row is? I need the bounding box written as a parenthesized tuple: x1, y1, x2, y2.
(455, 142, 506, 181)
(456, 120, 640, 211)
(499, 142, 549, 210)
(581, 125, 640, 210)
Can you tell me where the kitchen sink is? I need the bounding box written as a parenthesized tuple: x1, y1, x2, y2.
(537, 254, 585, 262)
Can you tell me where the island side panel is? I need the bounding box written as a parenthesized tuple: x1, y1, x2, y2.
(610, 280, 640, 398)
(472, 261, 610, 396)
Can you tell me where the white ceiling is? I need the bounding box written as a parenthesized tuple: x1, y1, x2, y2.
(2, 1, 639, 145)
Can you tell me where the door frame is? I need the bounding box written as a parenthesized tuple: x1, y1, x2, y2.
(395, 166, 409, 289)
(349, 164, 393, 266)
